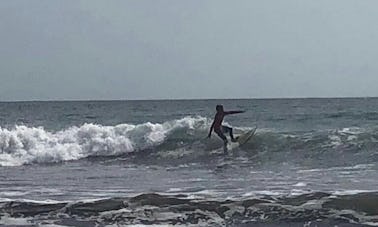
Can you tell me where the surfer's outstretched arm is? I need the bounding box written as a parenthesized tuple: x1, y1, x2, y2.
(225, 110, 245, 115)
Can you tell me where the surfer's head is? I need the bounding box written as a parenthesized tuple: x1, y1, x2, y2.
(216, 105, 224, 112)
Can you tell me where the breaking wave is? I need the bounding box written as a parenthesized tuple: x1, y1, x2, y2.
(0, 116, 209, 166)
(0, 116, 377, 167)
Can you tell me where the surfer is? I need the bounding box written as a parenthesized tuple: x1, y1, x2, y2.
(207, 105, 245, 149)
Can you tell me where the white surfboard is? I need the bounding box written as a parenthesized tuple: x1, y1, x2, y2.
(227, 127, 257, 151)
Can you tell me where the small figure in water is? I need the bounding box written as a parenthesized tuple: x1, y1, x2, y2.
(207, 105, 245, 151)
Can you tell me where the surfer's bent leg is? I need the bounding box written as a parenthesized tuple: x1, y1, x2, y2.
(216, 129, 229, 153)
(215, 130, 228, 146)
(222, 126, 236, 142)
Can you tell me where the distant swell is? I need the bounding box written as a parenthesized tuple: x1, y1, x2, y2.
(0, 116, 377, 167)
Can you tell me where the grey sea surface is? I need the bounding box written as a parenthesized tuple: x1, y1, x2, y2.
(0, 98, 377, 226)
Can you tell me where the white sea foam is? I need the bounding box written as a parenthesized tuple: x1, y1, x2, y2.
(0, 116, 208, 166)
(293, 182, 307, 187)
(0, 214, 32, 226)
(333, 189, 376, 195)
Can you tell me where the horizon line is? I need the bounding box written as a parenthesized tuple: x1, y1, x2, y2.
(0, 96, 377, 103)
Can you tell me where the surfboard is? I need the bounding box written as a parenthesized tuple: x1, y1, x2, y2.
(227, 127, 257, 151)
(237, 127, 257, 145)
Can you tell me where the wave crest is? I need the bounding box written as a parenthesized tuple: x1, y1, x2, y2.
(0, 116, 209, 166)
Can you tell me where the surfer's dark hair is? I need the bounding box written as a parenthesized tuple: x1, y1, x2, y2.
(216, 105, 223, 112)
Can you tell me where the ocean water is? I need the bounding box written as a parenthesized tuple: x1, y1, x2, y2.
(0, 98, 377, 226)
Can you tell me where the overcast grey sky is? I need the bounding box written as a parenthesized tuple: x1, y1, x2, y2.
(1, 0, 378, 101)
